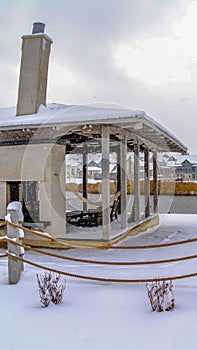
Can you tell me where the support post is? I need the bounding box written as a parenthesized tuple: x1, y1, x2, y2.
(102, 125, 110, 240)
(153, 151, 158, 213)
(6, 201, 24, 284)
(128, 140, 140, 222)
(120, 136, 127, 228)
(134, 140, 140, 222)
(144, 148, 150, 217)
(117, 147, 121, 214)
(82, 150, 88, 212)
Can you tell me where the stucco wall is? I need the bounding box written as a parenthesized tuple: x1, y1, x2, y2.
(0, 143, 66, 236)
(0, 144, 50, 181)
(39, 144, 66, 236)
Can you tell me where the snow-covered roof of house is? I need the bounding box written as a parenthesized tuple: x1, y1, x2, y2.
(88, 166, 102, 172)
(176, 155, 197, 165)
(166, 161, 176, 167)
(0, 103, 187, 153)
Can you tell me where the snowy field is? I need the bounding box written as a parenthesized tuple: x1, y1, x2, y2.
(1, 213, 197, 350)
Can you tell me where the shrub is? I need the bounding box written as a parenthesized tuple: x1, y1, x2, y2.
(37, 271, 66, 307)
(146, 279, 175, 312)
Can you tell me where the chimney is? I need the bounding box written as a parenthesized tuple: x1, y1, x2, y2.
(16, 22, 53, 116)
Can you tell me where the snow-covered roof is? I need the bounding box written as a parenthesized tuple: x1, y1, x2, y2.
(88, 166, 101, 172)
(166, 161, 176, 167)
(0, 103, 187, 153)
(176, 155, 197, 165)
(0, 103, 150, 126)
(66, 160, 81, 167)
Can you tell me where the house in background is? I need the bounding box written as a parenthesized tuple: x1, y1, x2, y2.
(174, 155, 197, 180)
(66, 154, 83, 183)
(155, 154, 177, 179)
(164, 155, 177, 178)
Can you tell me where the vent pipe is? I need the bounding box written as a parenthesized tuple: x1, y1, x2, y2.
(32, 22, 45, 34)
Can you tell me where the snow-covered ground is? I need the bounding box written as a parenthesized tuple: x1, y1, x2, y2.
(1, 213, 197, 350)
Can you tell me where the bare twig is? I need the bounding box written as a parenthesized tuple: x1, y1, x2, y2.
(37, 271, 66, 307)
(146, 278, 175, 312)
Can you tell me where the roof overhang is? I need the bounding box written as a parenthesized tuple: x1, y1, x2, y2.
(0, 104, 187, 154)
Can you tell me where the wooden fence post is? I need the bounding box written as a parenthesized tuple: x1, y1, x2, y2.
(6, 201, 24, 284)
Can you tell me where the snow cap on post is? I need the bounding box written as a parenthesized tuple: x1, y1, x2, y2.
(7, 201, 24, 223)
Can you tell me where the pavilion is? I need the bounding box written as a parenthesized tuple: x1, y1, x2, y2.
(0, 23, 187, 246)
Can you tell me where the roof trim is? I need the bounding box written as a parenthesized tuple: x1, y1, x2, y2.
(0, 104, 187, 154)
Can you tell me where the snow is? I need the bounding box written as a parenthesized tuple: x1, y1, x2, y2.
(1, 213, 197, 350)
(18, 228, 24, 238)
(22, 33, 53, 44)
(0, 103, 145, 126)
(0, 103, 187, 151)
(7, 201, 24, 222)
(7, 201, 22, 211)
(4, 213, 11, 222)
(176, 154, 197, 165)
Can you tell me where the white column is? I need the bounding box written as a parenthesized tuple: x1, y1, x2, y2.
(144, 148, 150, 217)
(120, 136, 127, 228)
(82, 150, 88, 212)
(153, 151, 158, 213)
(134, 140, 140, 222)
(102, 125, 110, 240)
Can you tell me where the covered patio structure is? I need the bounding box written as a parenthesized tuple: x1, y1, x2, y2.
(0, 103, 187, 245)
(59, 104, 187, 242)
(0, 23, 187, 246)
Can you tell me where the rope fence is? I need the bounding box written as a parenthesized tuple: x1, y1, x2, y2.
(0, 253, 7, 258)
(3, 218, 197, 284)
(5, 220, 197, 250)
(109, 238, 197, 249)
(6, 238, 197, 266)
(5, 219, 197, 250)
(6, 252, 197, 284)
(0, 221, 6, 227)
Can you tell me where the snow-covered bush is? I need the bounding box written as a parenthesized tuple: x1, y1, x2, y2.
(37, 271, 66, 307)
(146, 279, 175, 312)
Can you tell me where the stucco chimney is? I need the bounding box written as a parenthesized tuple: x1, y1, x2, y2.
(16, 22, 53, 116)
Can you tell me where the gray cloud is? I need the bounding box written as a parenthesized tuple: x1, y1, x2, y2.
(0, 0, 196, 152)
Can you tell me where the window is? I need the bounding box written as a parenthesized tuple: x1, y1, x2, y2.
(6, 181, 22, 203)
(6, 181, 39, 222)
(22, 181, 39, 222)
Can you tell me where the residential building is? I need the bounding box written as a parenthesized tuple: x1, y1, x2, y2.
(175, 155, 197, 180)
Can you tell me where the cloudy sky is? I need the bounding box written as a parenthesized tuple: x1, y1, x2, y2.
(0, 0, 197, 153)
